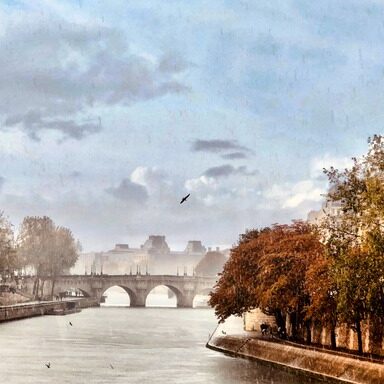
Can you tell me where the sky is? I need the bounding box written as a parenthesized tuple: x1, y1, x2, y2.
(0, 0, 382, 251)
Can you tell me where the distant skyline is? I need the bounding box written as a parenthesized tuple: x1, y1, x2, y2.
(0, 1, 380, 251)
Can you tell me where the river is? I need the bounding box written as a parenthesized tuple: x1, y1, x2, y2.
(0, 291, 324, 384)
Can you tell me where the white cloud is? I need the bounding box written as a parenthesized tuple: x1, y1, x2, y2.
(310, 154, 354, 179)
(264, 179, 325, 209)
(130, 166, 168, 190)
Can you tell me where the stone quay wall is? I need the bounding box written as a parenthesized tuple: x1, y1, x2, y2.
(207, 335, 384, 384)
(0, 298, 98, 322)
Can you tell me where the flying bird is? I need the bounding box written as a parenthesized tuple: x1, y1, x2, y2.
(45, 362, 51, 369)
(69, 321, 73, 326)
(110, 363, 114, 369)
(180, 193, 190, 204)
(221, 330, 226, 335)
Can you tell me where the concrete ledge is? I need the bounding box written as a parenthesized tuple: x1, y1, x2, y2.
(207, 335, 384, 384)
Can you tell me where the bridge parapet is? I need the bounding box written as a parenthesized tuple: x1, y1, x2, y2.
(22, 275, 217, 308)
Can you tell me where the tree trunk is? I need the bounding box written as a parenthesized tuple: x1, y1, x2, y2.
(50, 277, 56, 300)
(330, 325, 337, 350)
(369, 316, 383, 355)
(305, 319, 312, 345)
(40, 279, 45, 299)
(290, 312, 298, 340)
(274, 309, 284, 329)
(32, 278, 37, 296)
(356, 319, 363, 355)
(34, 277, 40, 299)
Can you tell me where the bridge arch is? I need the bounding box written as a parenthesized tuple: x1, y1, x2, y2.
(145, 284, 182, 307)
(100, 285, 138, 306)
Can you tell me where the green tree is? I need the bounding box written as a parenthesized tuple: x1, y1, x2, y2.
(322, 135, 384, 354)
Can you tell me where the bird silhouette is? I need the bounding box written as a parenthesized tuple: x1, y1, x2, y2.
(110, 363, 114, 369)
(221, 330, 226, 335)
(180, 193, 190, 204)
(45, 362, 51, 368)
(69, 321, 73, 326)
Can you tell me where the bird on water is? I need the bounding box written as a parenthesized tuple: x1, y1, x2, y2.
(180, 193, 190, 204)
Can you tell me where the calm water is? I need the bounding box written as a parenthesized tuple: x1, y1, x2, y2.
(0, 302, 323, 383)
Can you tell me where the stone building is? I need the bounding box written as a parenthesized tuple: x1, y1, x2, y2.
(71, 236, 222, 276)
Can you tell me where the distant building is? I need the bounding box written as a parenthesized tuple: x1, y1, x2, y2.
(142, 235, 170, 255)
(184, 241, 206, 255)
(195, 250, 227, 277)
(307, 200, 342, 226)
(71, 235, 223, 276)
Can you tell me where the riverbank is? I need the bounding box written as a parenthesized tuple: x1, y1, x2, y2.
(206, 332, 384, 384)
(0, 298, 99, 322)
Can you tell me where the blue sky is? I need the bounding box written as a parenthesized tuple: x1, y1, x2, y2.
(0, 0, 381, 251)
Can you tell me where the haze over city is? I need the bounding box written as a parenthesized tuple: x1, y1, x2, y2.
(0, 1, 381, 251)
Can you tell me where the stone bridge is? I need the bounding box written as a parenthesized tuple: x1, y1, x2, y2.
(23, 275, 217, 308)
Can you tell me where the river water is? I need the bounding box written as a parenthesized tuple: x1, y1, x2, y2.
(0, 293, 323, 384)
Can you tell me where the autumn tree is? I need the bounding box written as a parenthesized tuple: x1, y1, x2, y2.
(253, 222, 324, 343)
(209, 228, 269, 322)
(322, 134, 384, 354)
(305, 256, 338, 348)
(209, 222, 325, 344)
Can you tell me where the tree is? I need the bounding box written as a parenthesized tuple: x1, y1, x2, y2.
(209, 228, 269, 322)
(17, 216, 80, 299)
(0, 212, 17, 281)
(17, 216, 55, 297)
(322, 135, 384, 354)
(305, 256, 338, 348)
(209, 222, 325, 344)
(253, 222, 324, 343)
(48, 226, 79, 298)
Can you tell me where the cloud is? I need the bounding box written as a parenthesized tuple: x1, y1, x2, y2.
(221, 152, 248, 160)
(0, 12, 189, 141)
(310, 154, 354, 179)
(203, 164, 257, 178)
(264, 180, 325, 210)
(158, 52, 189, 73)
(5, 110, 102, 141)
(105, 179, 148, 204)
(191, 139, 251, 154)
